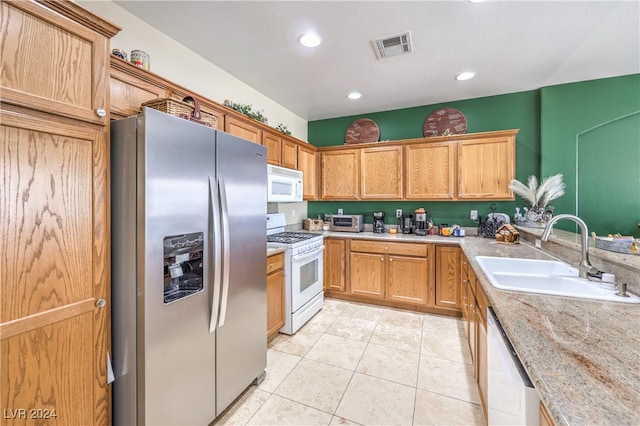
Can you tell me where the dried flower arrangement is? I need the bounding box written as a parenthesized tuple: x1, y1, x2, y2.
(509, 174, 565, 226)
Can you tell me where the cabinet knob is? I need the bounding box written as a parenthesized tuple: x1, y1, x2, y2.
(96, 298, 107, 308)
(380, 257, 384, 261)
(95, 107, 107, 117)
(389, 258, 393, 262)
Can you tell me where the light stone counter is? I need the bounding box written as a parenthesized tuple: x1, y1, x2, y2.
(320, 229, 640, 425)
(267, 247, 286, 257)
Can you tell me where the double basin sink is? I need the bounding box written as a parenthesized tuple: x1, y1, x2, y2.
(475, 256, 639, 304)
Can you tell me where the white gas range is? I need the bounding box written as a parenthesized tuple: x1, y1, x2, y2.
(267, 213, 324, 335)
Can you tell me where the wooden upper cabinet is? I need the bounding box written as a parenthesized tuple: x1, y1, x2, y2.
(321, 149, 360, 200)
(361, 146, 403, 199)
(281, 138, 298, 169)
(263, 130, 282, 165)
(109, 57, 169, 119)
(405, 141, 456, 199)
(225, 115, 262, 144)
(458, 134, 515, 200)
(0, 1, 119, 125)
(298, 144, 318, 200)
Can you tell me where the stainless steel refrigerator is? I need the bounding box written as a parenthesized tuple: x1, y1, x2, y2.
(110, 107, 267, 425)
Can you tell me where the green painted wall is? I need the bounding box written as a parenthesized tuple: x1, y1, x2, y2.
(307, 91, 540, 227)
(540, 74, 640, 237)
(307, 75, 640, 237)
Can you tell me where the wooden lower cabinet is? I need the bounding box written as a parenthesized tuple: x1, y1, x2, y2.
(350, 252, 386, 299)
(324, 238, 346, 292)
(387, 256, 429, 304)
(266, 253, 285, 340)
(348, 240, 429, 305)
(434, 245, 461, 310)
(461, 253, 489, 423)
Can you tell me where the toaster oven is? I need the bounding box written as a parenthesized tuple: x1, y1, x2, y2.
(329, 214, 364, 232)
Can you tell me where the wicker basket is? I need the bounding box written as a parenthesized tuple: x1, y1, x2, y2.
(141, 96, 217, 128)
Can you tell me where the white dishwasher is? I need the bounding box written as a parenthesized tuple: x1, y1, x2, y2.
(487, 307, 540, 425)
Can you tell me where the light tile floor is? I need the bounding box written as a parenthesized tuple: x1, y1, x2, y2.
(214, 298, 484, 426)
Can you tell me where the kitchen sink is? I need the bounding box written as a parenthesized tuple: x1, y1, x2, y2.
(475, 256, 640, 304)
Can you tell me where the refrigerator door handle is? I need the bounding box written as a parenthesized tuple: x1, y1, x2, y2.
(218, 176, 231, 327)
(209, 176, 223, 333)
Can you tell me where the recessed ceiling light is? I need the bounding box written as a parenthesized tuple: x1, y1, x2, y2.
(347, 92, 362, 100)
(456, 72, 476, 81)
(299, 33, 322, 48)
(468, 0, 487, 3)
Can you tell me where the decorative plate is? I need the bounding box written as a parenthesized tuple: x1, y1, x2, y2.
(423, 108, 467, 137)
(345, 118, 380, 144)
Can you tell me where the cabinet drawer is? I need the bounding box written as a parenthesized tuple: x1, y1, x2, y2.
(350, 240, 427, 257)
(267, 252, 285, 274)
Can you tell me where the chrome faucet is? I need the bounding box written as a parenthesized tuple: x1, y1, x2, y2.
(540, 214, 597, 278)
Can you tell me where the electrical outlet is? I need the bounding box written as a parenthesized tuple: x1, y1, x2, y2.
(470, 210, 478, 220)
(338, 208, 343, 215)
(396, 209, 402, 218)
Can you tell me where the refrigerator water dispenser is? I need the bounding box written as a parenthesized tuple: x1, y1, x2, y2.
(163, 232, 204, 303)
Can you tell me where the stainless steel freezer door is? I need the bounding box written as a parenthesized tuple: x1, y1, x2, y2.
(214, 132, 267, 415)
(140, 108, 217, 425)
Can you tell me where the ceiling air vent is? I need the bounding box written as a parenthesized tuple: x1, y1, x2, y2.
(372, 31, 412, 59)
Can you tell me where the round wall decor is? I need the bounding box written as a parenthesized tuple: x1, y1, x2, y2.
(345, 118, 380, 144)
(423, 108, 467, 137)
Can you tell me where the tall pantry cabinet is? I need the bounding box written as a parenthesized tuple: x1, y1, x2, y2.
(0, 1, 119, 424)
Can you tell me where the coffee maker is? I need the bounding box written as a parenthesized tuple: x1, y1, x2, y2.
(414, 208, 430, 236)
(400, 214, 413, 234)
(373, 211, 385, 233)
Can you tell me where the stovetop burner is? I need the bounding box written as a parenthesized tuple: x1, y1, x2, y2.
(267, 232, 319, 244)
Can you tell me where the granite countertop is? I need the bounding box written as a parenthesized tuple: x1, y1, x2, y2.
(320, 229, 640, 425)
(267, 247, 286, 257)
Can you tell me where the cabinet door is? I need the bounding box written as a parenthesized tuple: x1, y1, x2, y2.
(361, 146, 403, 199)
(266, 269, 285, 340)
(281, 138, 298, 169)
(0, 1, 113, 125)
(468, 288, 478, 379)
(458, 135, 515, 199)
(386, 256, 429, 304)
(320, 150, 360, 200)
(225, 115, 262, 144)
(477, 313, 488, 419)
(434, 246, 461, 309)
(298, 144, 317, 200)
(405, 142, 456, 199)
(1, 110, 110, 425)
(349, 252, 385, 299)
(324, 239, 346, 292)
(263, 130, 282, 165)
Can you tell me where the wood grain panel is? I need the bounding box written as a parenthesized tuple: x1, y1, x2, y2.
(350, 240, 427, 257)
(405, 142, 456, 199)
(297, 144, 317, 200)
(349, 252, 385, 298)
(0, 1, 112, 125)
(434, 246, 461, 309)
(361, 146, 403, 199)
(266, 269, 284, 340)
(320, 150, 359, 199)
(1, 120, 93, 322)
(458, 136, 515, 199)
(324, 238, 346, 292)
(225, 116, 261, 144)
(1, 313, 94, 426)
(387, 256, 428, 304)
(263, 130, 282, 165)
(281, 138, 298, 169)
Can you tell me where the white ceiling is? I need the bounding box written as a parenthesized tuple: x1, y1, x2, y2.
(115, 1, 639, 121)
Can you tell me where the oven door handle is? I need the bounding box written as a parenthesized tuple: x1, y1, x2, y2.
(291, 246, 325, 263)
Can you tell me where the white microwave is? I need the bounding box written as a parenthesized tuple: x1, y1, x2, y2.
(267, 165, 303, 203)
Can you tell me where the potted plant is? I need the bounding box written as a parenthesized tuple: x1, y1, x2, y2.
(509, 174, 566, 227)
